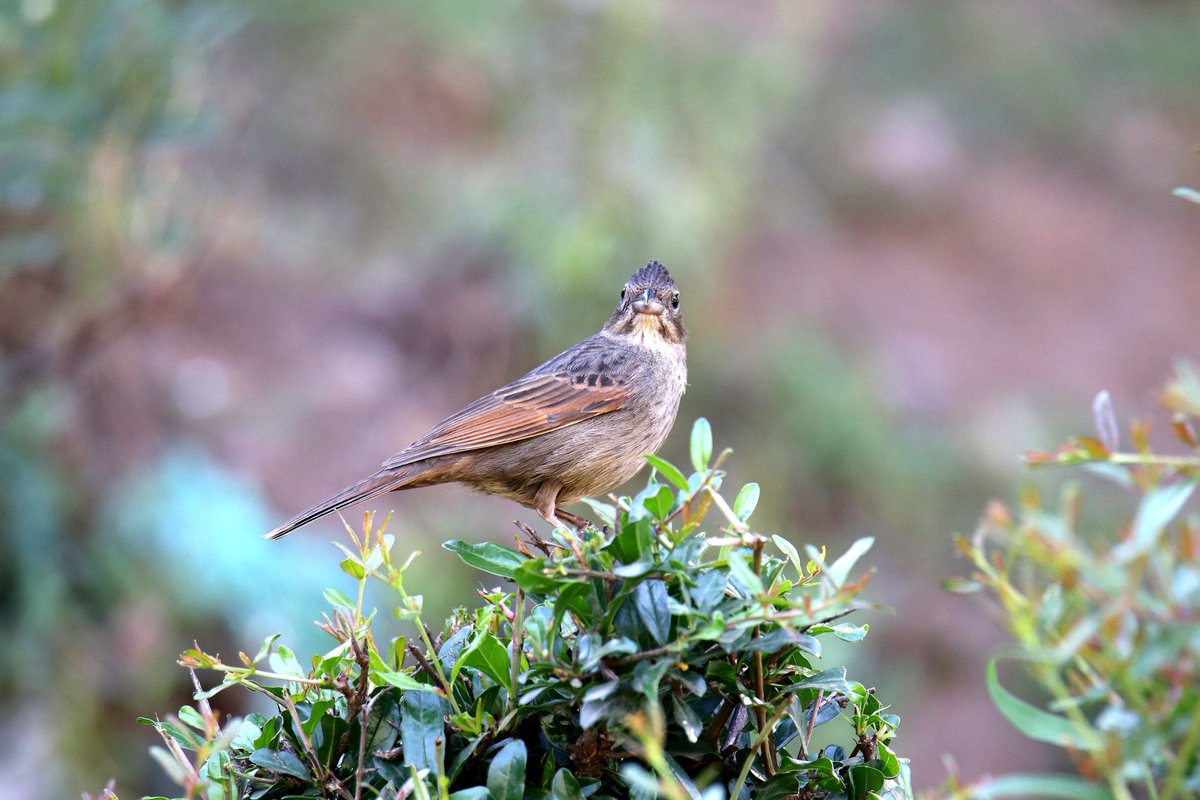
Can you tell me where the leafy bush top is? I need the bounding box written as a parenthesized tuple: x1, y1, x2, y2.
(146, 420, 910, 800)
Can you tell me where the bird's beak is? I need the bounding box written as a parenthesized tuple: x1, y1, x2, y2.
(632, 287, 665, 316)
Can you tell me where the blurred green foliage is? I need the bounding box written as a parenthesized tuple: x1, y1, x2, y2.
(948, 366, 1200, 800)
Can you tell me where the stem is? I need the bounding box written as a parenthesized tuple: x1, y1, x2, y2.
(750, 538, 776, 776)
(800, 689, 826, 759)
(729, 703, 792, 800)
(282, 692, 350, 798)
(1107, 453, 1200, 468)
(1161, 696, 1200, 800)
(607, 641, 684, 666)
(504, 589, 525, 726)
(415, 622, 461, 715)
(201, 665, 333, 687)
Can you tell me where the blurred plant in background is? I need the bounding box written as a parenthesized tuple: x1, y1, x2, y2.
(0, 0, 265, 793)
(948, 365, 1200, 799)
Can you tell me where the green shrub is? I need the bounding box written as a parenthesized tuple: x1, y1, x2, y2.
(142, 420, 911, 799)
(948, 365, 1200, 800)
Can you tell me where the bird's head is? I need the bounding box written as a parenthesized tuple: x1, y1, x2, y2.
(603, 260, 687, 345)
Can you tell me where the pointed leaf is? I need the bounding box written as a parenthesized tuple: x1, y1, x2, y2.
(671, 694, 703, 743)
(551, 768, 585, 800)
(444, 540, 526, 578)
(987, 660, 1101, 751)
(634, 579, 671, 645)
(1114, 480, 1196, 562)
(726, 550, 763, 596)
(487, 739, 527, 800)
(645, 454, 689, 491)
(827, 536, 874, 586)
(690, 418, 713, 473)
(971, 773, 1115, 799)
(457, 632, 512, 691)
(401, 690, 447, 775)
(732, 483, 760, 521)
(249, 748, 311, 780)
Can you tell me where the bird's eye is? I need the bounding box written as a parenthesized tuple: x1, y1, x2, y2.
(671, 292, 680, 310)
(620, 288, 626, 301)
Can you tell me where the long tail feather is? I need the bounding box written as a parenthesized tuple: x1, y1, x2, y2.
(264, 469, 413, 540)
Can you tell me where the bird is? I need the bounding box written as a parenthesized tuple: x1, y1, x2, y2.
(265, 260, 687, 539)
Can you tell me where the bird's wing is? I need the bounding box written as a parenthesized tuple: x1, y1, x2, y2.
(382, 371, 630, 469)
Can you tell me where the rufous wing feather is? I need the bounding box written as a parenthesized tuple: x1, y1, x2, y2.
(382, 372, 629, 469)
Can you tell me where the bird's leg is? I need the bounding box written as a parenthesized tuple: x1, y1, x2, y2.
(534, 483, 586, 564)
(554, 508, 594, 531)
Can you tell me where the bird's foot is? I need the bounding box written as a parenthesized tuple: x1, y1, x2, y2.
(553, 508, 595, 531)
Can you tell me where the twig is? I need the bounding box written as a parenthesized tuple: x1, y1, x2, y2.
(504, 588, 525, 727)
(801, 689, 825, 758)
(514, 521, 557, 556)
(354, 693, 378, 800)
(407, 643, 444, 687)
(750, 538, 776, 776)
(606, 641, 684, 666)
(281, 692, 351, 799)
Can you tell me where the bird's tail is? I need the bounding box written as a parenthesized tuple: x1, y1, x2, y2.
(264, 468, 414, 540)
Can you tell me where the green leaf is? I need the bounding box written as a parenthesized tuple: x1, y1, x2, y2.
(671, 694, 703, 743)
(177, 705, 205, 731)
(512, 558, 564, 594)
(249, 748, 311, 781)
(340, 557, 365, 579)
(643, 484, 675, 520)
(450, 789, 492, 800)
(732, 483, 760, 521)
(401, 690, 447, 775)
(323, 587, 355, 609)
(690, 417, 713, 473)
(686, 568, 726, 614)
(726, 550, 763, 596)
(1114, 480, 1196, 562)
(444, 540, 526, 578)
(375, 666, 431, 692)
(986, 660, 1101, 751)
(808, 622, 869, 642)
(252, 633, 281, 664)
(772, 534, 803, 575)
(487, 738, 527, 800)
(743, 628, 820, 656)
(792, 666, 848, 693)
(704, 659, 739, 692)
(550, 768, 585, 800)
(846, 763, 885, 798)
(268, 644, 306, 679)
(457, 632, 512, 691)
(971, 773, 1115, 799)
(608, 518, 653, 564)
(300, 697, 337, 737)
(827, 536, 874, 586)
(578, 497, 617, 527)
(361, 691, 401, 753)
(756, 774, 802, 800)
(645, 454, 689, 491)
(633, 579, 671, 645)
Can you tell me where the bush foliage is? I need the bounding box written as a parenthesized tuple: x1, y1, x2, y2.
(143, 420, 910, 800)
(949, 365, 1200, 800)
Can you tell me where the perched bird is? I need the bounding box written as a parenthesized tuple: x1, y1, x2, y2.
(266, 260, 687, 539)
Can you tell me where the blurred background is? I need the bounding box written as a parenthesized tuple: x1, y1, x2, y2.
(1, 1, 1198, 796)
